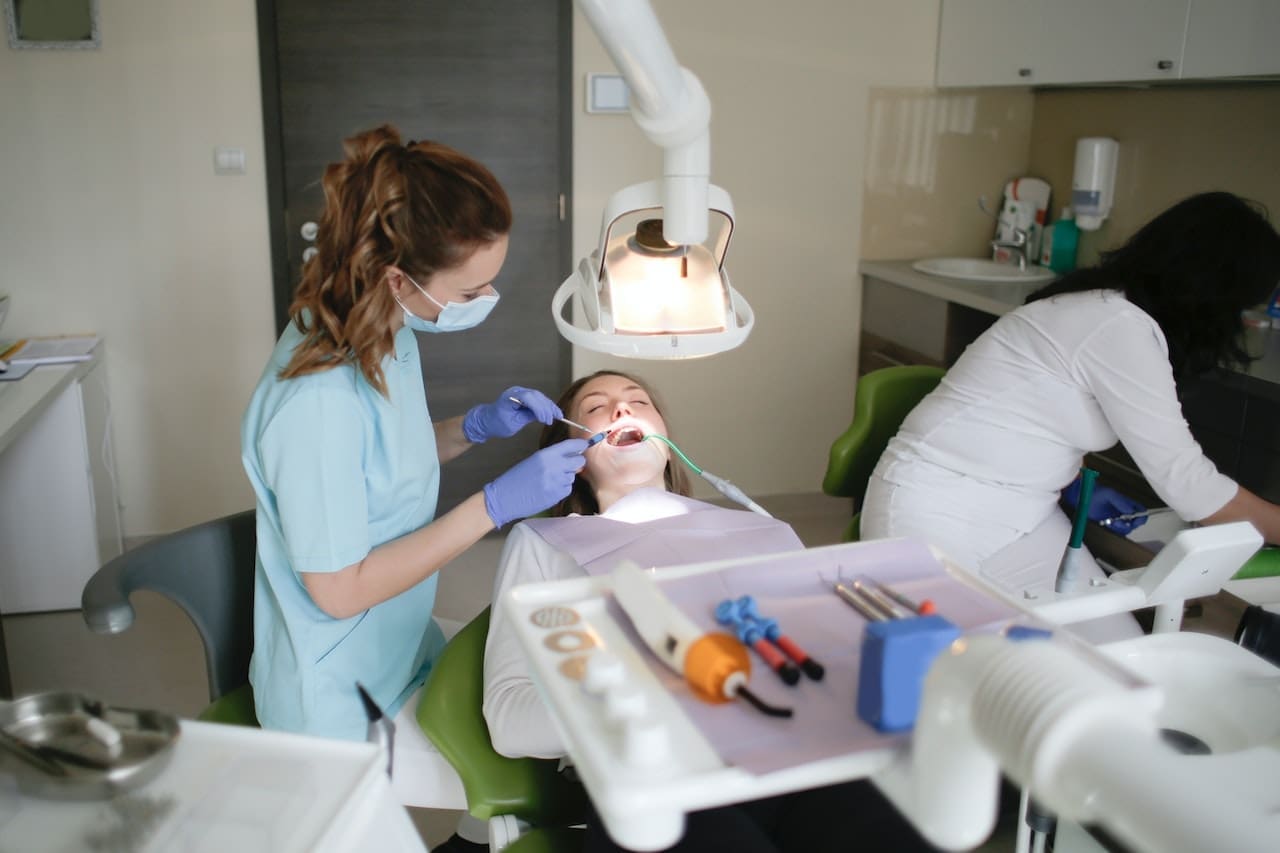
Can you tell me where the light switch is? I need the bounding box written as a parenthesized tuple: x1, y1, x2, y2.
(213, 146, 246, 175)
(586, 73, 630, 114)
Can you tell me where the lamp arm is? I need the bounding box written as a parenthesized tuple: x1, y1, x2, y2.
(577, 0, 710, 244)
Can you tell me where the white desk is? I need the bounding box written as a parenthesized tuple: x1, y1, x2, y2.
(0, 348, 123, 615)
(0, 720, 427, 852)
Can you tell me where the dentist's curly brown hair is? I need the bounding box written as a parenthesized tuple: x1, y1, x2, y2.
(280, 124, 511, 397)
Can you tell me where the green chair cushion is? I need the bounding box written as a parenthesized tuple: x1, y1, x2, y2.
(823, 365, 946, 507)
(197, 683, 259, 727)
(417, 607, 587, 825)
(1234, 546, 1280, 580)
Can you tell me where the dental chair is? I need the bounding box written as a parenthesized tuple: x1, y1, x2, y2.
(823, 365, 946, 541)
(80, 510, 473, 817)
(417, 606, 588, 852)
(81, 509, 260, 725)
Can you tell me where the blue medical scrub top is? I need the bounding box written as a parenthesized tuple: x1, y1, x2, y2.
(241, 320, 446, 741)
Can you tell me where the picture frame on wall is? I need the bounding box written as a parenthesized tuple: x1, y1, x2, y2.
(5, 0, 100, 50)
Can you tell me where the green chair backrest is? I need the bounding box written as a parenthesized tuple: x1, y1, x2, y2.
(417, 607, 587, 825)
(823, 365, 946, 509)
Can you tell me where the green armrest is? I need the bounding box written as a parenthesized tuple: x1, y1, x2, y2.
(417, 607, 587, 825)
(197, 683, 259, 727)
(1233, 546, 1280, 580)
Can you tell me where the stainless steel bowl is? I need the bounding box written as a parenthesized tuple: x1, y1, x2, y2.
(0, 691, 180, 800)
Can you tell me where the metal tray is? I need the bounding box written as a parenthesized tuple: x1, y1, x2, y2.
(0, 691, 180, 800)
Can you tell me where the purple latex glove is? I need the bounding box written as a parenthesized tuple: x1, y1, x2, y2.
(1062, 478, 1148, 535)
(463, 386, 562, 444)
(483, 438, 588, 527)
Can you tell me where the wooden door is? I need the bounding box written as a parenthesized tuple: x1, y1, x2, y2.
(258, 0, 571, 513)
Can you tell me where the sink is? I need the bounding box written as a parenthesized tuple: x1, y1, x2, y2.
(912, 257, 1055, 283)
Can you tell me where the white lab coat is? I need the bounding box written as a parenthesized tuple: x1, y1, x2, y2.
(862, 290, 1237, 641)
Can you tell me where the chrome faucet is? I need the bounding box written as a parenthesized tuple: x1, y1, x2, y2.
(991, 227, 1030, 271)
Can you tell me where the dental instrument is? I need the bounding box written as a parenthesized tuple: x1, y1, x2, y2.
(612, 563, 791, 718)
(714, 598, 801, 686)
(641, 433, 772, 517)
(860, 575, 936, 617)
(1098, 506, 1176, 529)
(356, 682, 395, 778)
(507, 396, 609, 447)
(1054, 466, 1098, 593)
(733, 596, 825, 681)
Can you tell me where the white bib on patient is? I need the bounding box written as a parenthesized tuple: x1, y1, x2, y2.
(522, 488, 804, 576)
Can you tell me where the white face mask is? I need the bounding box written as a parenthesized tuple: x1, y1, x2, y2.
(397, 274, 499, 334)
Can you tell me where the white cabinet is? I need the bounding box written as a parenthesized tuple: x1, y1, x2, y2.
(1182, 0, 1280, 78)
(937, 0, 1280, 88)
(0, 354, 123, 614)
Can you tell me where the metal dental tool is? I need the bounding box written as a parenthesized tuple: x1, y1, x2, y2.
(356, 682, 396, 778)
(507, 396, 609, 446)
(1098, 506, 1176, 529)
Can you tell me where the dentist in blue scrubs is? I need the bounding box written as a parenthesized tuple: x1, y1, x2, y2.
(241, 125, 587, 741)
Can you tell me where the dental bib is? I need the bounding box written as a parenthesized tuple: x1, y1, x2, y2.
(522, 488, 802, 576)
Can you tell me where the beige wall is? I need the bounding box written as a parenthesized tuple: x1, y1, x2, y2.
(860, 87, 1035, 260)
(1028, 85, 1280, 264)
(4, 0, 944, 537)
(1, 0, 273, 534)
(573, 1, 940, 499)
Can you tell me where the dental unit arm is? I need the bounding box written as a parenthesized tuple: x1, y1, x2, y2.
(873, 631, 1278, 853)
(557, 0, 754, 358)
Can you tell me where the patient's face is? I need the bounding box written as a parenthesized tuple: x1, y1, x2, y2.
(569, 374, 671, 494)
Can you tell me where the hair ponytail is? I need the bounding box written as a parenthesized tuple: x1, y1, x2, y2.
(281, 125, 512, 395)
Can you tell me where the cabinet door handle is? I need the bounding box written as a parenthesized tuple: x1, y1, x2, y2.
(1017, 67, 1033, 78)
(1156, 59, 1174, 71)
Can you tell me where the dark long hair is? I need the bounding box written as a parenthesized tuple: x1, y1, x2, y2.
(1027, 192, 1280, 380)
(540, 370, 692, 517)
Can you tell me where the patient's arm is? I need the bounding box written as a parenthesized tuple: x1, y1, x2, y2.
(482, 522, 585, 759)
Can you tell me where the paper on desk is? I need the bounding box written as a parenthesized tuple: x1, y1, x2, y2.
(618, 539, 1029, 776)
(1, 335, 99, 364)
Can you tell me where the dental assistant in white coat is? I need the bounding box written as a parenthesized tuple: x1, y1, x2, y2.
(241, 124, 587, 742)
(862, 192, 1280, 641)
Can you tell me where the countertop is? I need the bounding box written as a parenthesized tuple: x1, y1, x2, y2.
(859, 259, 1280, 397)
(859, 259, 1045, 317)
(0, 351, 100, 458)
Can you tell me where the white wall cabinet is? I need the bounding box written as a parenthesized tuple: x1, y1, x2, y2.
(937, 0, 1280, 88)
(0, 354, 123, 614)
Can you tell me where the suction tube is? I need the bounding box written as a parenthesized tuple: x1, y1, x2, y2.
(643, 434, 772, 517)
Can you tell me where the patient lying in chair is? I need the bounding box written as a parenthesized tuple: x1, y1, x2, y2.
(481, 371, 933, 853)
(482, 370, 803, 758)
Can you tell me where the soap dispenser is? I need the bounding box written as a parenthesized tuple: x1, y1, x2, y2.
(1040, 207, 1079, 274)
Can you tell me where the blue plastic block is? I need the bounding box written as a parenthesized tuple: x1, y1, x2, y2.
(856, 615, 961, 733)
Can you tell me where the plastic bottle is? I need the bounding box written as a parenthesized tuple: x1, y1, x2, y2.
(1040, 207, 1079, 274)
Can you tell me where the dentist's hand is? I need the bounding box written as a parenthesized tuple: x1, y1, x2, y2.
(463, 386, 562, 443)
(1063, 479, 1148, 535)
(483, 439, 588, 528)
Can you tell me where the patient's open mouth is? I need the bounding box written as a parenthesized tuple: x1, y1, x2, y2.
(606, 426, 646, 447)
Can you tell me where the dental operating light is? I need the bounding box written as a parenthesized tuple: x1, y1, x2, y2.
(555, 0, 754, 359)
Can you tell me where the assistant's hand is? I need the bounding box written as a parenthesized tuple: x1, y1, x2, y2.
(483, 439, 589, 528)
(463, 387, 562, 444)
(1063, 479, 1148, 535)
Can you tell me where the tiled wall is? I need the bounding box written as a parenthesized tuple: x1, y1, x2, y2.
(859, 87, 1034, 260)
(1028, 84, 1280, 265)
(860, 83, 1280, 265)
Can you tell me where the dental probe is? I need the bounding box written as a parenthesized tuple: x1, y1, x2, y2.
(507, 396, 608, 446)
